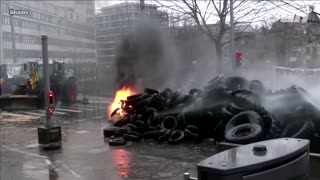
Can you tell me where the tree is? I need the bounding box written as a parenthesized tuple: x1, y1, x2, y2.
(155, 0, 309, 74)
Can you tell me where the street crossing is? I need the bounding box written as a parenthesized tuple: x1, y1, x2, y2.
(1, 102, 110, 120)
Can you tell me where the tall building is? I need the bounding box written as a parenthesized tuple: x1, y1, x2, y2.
(0, 1, 96, 64)
(95, 2, 168, 65)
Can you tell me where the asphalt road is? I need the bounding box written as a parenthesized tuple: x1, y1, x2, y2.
(1, 96, 320, 180)
(0, 97, 216, 180)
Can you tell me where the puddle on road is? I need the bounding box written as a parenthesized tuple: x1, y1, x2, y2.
(1, 112, 40, 122)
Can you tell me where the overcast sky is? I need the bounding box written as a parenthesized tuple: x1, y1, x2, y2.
(95, 0, 320, 26)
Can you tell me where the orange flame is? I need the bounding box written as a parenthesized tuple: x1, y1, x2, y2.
(109, 87, 134, 116)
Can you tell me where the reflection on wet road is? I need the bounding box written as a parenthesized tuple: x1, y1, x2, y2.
(1, 98, 319, 180)
(0, 99, 216, 180)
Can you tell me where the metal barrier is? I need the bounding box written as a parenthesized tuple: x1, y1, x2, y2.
(272, 66, 320, 90)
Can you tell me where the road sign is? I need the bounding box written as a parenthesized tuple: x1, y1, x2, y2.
(48, 106, 55, 116)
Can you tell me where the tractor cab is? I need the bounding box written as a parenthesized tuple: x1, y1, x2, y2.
(1, 60, 77, 107)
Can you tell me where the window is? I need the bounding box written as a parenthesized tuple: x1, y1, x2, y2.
(2, 16, 9, 25)
(111, 21, 120, 26)
(35, 2, 40, 9)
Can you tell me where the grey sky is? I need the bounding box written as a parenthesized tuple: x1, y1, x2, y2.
(95, 0, 320, 26)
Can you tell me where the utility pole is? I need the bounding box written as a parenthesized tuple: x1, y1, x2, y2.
(0, 1, 3, 63)
(9, 14, 17, 63)
(37, 35, 61, 151)
(42, 35, 51, 126)
(229, 0, 235, 73)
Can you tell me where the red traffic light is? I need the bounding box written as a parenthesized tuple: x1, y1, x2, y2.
(236, 53, 242, 59)
(49, 91, 55, 105)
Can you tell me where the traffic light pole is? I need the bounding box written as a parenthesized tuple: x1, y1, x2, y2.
(38, 35, 61, 150)
(230, 0, 235, 73)
(42, 35, 51, 127)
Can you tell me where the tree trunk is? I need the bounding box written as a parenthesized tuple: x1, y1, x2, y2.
(215, 44, 223, 74)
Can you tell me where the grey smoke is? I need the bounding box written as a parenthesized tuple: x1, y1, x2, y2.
(115, 15, 181, 92)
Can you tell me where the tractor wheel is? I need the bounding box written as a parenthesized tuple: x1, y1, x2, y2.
(61, 79, 77, 105)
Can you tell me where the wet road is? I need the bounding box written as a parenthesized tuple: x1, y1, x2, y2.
(0, 97, 217, 180)
(1, 96, 320, 180)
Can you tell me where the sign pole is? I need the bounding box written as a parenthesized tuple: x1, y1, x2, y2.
(38, 35, 61, 150)
(42, 35, 51, 127)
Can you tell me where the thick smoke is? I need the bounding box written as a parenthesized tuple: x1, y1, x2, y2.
(115, 16, 182, 92)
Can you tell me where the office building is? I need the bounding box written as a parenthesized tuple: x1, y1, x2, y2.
(95, 2, 168, 64)
(0, 0, 96, 64)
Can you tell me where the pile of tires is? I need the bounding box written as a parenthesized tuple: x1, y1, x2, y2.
(105, 75, 320, 152)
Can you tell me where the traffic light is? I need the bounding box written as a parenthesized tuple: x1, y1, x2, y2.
(236, 52, 242, 68)
(236, 52, 242, 60)
(49, 91, 55, 105)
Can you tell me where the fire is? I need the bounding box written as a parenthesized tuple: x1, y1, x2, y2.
(109, 87, 134, 116)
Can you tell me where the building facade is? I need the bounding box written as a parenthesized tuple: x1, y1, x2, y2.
(95, 3, 168, 65)
(0, 0, 96, 64)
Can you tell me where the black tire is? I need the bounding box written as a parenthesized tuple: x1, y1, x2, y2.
(168, 130, 185, 144)
(224, 76, 250, 91)
(144, 88, 159, 94)
(202, 86, 232, 105)
(177, 111, 187, 127)
(147, 112, 161, 126)
(123, 134, 141, 142)
(143, 129, 165, 139)
(135, 97, 153, 110)
(220, 106, 235, 120)
(159, 88, 173, 99)
(225, 123, 263, 144)
(127, 123, 137, 131)
(108, 138, 127, 146)
(119, 126, 130, 135)
(251, 105, 282, 140)
(127, 93, 143, 100)
(134, 120, 145, 127)
(184, 129, 200, 140)
(291, 120, 315, 139)
(206, 75, 223, 90)
(161, 116, 178, 130)
(184, 125, 200, 141)
(226, 103, 246, 115)
(157, 129, 172, 142)
(103, 127, 120, 138)
(189, 88, 202, 97)
(61, 78, 77, 105)
(225, 110, 264, 133)
(250, 81, 265, 95)
(186, 125, 199, 132)
(125, 94, 150, 105)
(231, 89, 259, 109)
